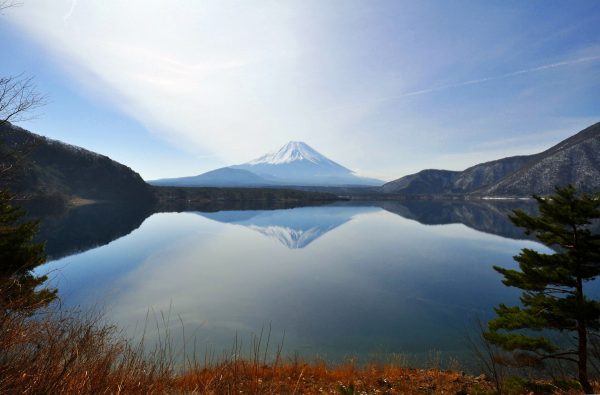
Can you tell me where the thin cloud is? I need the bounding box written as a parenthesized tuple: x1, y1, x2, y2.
(395, 55, 600, 99)
(7, 1, 600, 180)
(322, 54, 600, 115)
(63, 0, 77, 24)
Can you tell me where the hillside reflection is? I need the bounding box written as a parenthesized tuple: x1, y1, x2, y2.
(34, 202, 153, 260)
(33, 199, 538, 259)
(378, 199, 536, 240)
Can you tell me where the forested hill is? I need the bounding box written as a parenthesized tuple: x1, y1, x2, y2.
(0, 122, 153, 202)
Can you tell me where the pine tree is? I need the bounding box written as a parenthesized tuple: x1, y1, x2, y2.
(0, 189, 55, 311)
(484, 185, 600, 392)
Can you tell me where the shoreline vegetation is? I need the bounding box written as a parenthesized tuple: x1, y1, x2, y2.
(0, 304, 491, 394)
(151, 186, 343, 212)
(16, 186, 343, 218)
(3, 304, 600, 394)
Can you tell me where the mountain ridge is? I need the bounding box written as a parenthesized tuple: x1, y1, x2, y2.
(382, 122, 600, 196)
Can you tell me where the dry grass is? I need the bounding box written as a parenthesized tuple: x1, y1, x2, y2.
(1, 306, 598, 394)
(174, 360, 488, 394)
(0, 306, 488, 394)
(0, 308, 173, 394)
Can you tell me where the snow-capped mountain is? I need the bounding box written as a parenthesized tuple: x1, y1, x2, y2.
(150, 141, 383, 187)
(246, 141, 349, 167)
(230, 141, 382, 186)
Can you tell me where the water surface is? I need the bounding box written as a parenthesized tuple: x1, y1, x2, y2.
(38, 201, 557, 364)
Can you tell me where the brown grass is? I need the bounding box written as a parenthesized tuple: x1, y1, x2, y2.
(1, 306, 597, 394)
(0, 308, 172, 393)
(174, 360, 487, 394)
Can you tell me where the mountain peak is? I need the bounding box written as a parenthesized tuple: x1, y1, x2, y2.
(284, 141, 314, 149)
(156, 141, 383, 187)
(247, 141, 330, 165)
(227, 141, 383, 186)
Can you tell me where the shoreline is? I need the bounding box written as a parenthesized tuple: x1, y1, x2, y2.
(68, 196, 97, 206)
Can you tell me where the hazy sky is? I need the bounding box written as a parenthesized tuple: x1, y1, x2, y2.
(2, 1, 599, 181)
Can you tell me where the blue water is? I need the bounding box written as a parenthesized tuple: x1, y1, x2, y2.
(38, 202, 555, 365)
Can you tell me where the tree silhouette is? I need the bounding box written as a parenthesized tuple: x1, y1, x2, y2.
(0, 4, 53, 310)
(0, 190, 55, 311)
(485, 185, 600, 393)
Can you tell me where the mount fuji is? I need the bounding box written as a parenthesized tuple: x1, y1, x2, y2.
(151, 141, 382, 187)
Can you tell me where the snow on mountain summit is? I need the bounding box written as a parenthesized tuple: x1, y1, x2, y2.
(228, 141, 383, 186)
(247, 141, 335, 166)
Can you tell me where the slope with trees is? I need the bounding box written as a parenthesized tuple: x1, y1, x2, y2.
(0, 122, 154, 202)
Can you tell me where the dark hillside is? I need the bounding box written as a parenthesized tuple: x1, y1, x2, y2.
(0, 122, 153, 202)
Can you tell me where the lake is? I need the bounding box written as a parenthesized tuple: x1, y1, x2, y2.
(36, 200, 565, 366)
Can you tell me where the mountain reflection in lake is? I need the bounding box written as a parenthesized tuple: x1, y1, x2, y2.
(197, 206, 380, 249)
(37, 200, 558, 364)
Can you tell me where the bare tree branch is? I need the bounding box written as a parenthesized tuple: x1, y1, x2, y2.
(0, 75, 47, 125)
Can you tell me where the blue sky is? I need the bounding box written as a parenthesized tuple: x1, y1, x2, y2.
(2, 1, 599, 181)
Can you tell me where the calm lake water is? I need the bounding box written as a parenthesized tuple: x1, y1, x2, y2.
(37, 200, 566, 366)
